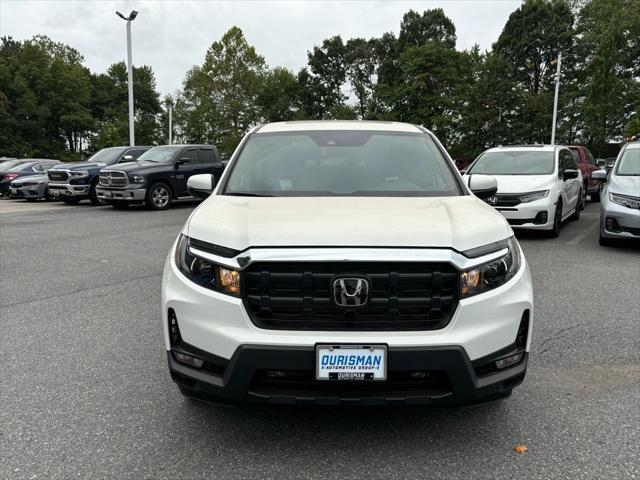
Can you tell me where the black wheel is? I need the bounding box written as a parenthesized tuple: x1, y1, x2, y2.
(590, 190, 600, 202)
(89, 181, 105, 206)
(62, 197, 80, 205)
(580, 184, 587, 210)
(548, 200, 562, 237)
(570, 191, 581, 221)
(145, 182, 172, 210)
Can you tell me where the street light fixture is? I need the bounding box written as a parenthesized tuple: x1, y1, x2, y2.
(115, 10, 139, 146)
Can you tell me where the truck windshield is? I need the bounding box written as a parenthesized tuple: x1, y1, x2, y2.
(138, 146, 182, 163)
(223, 131, 461, 197)
(468, 151, 554, 175)
(615, 145, 639, 176)
(87, 147, 126, 165)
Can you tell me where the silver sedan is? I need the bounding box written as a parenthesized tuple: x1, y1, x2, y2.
(593, 141, 640, 245)
(8, 174, 52, 201)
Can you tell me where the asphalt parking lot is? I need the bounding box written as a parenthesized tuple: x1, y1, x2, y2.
(0, 199, 638, 479)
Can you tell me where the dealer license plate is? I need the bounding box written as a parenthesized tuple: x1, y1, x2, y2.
(316, 345, 387, 381)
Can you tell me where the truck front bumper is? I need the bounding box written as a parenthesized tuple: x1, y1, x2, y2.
(48, 183, 89, 197)
(168, 343, 528, 406)
(96, 186, 146, 202)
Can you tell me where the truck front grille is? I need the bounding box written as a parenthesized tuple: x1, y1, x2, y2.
(99, 171, 128, 187)
(48, 171, 69, 182)
(242, 262, 459, 331)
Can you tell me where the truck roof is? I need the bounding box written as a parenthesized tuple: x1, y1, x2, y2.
(257, 120, 424, 134)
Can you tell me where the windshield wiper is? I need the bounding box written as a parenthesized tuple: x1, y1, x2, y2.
(225, 192, 273, 197)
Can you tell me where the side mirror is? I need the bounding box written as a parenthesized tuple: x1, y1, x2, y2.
(175, 157, 191, 167)
(467, 174, 498, 199)
(120, 155, 135, 163)
(592, 169, 607, 180)
(596, 159, 606, 168)
(563, 169, 580, 180)
(187, 174, 214, 199)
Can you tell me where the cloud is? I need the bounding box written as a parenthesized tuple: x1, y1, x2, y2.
(0, 0, 520, 95)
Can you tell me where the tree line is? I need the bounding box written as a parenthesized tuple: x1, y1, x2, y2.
(1, 0, 638, 162)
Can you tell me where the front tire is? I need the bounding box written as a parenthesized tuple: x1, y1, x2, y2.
(89, 181, 106, 206)
(570, 192, 581, 221)
(145, 182, 172, 210)
(548, 200, 562, 237)
(590, 189, 600, 202)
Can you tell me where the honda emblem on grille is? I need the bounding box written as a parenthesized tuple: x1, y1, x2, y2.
(332, 277, 370, 307)
(487, 195, 498, 205)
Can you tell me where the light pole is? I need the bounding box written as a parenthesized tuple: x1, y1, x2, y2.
(116, 10, 138, 146)
(168, 102, 173, 144)
(550, 51, 562, 146)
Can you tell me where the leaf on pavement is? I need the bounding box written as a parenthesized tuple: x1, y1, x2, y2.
(514, 444, 528, 454)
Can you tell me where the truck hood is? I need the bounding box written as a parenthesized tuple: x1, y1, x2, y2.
(101, 161, 165, 174)
(49, 161, 107, 171)
(186, 196, 512, 252)
(609, 175, 640, 197)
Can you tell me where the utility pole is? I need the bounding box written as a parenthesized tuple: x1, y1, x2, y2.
(168, 103, 173, 144)
(116, 10, 139, 146)
(550, 51, 562, 145)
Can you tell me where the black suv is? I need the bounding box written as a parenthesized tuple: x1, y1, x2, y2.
(96, 145, 224, 210)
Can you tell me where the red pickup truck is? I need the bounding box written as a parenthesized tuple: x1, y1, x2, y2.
(568, 145, 601, 202)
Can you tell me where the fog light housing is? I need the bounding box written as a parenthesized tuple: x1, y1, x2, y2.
(605, 217, 621, 233)
(533, 212, 548, 224)
(173, 352, 205, 368)
(494, 352, 524, 370)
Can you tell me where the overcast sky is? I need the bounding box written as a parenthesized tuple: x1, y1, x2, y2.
(1, 0, 521, 96)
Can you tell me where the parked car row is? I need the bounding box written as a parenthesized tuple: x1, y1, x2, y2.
(2, 137, 638, 249)
(461, 142, 639, 244)
(2, 144, 225, 210)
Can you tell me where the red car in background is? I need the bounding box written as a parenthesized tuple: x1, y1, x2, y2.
(567, 145, 601, 202)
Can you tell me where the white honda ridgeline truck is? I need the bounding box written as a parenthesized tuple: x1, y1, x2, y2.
(162, 121, 533, 406)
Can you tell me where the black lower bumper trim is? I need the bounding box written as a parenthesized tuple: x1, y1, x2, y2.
(168, 344, 528, 406)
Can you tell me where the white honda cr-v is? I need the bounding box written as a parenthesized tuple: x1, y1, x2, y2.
(162, 121, 533, 406)
(463, 145, 583, 237)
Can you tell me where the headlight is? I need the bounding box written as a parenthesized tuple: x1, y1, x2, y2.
(610, 192, 640, 210)
(69, 170, 89, 178)
(460, 236, 521, 298)
(174, 234, 241, 296)
(519, 190, 549, 203)
(129, 174, 145, 184)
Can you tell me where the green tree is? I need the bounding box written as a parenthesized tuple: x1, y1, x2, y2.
(257, 67, 300, 121)
(493, 0, 575, 143)
(0, 36, 93, 158)
(90, 62, 162, 149)
(180, 27, 267, 156)
(301, 36, 350, 118)
(576, 0, 640, 147)
(398, 9, 457, 50)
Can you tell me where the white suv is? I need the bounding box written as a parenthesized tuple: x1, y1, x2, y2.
(463, 146, 583, 236)
(162, 121, 533, 406)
